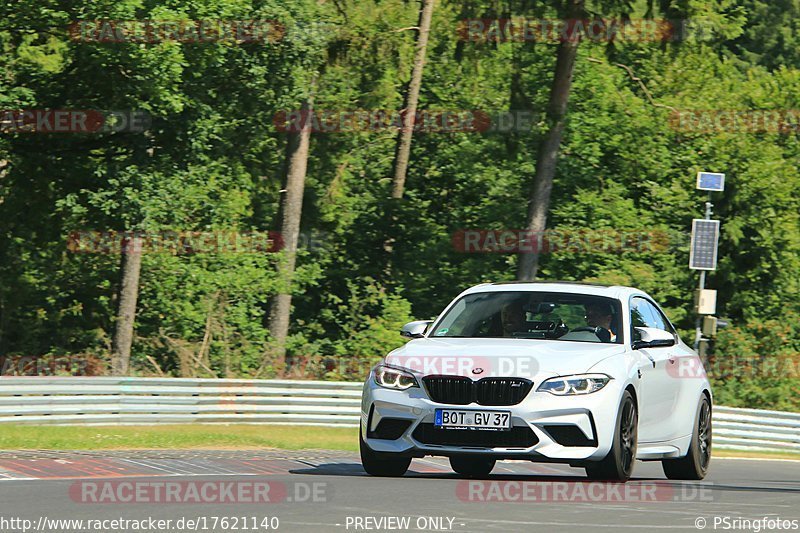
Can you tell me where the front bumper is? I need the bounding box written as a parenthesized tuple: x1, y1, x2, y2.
(361, 377, 623, 463)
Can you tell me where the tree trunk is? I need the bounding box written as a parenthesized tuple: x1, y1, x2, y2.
(516, 0, 584, 281)
(390, 0, 435, 199)
(263, 95, 314, 377)
(111, 234, 143, 376)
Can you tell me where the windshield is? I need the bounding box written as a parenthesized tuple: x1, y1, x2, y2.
(431, 291, 623, 344)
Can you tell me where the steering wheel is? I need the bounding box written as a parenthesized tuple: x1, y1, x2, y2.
(548, 319, 569, 338)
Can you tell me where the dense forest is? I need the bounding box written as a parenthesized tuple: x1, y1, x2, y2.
(0, 0, 798, 410)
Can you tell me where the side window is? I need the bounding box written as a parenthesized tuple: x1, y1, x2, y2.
(645, 301, 676, 334)
(642, 301, 668, 331)
(631, 297, 675, 339)
(630, 298, 649, 329)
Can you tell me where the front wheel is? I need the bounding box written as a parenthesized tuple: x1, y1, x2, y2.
(662, 395, 712, 480)
(359, 432, 411, 477)
(449, 456, 496, 478)
(585, 390, 638, 481)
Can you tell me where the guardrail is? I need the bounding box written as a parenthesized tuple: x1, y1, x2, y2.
(0, 377, 797, 453)
(0, 377, 362, 427)
(712, 406, 800, 453)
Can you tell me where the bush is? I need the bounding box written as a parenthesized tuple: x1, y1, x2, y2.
(709, 313, 800, 411)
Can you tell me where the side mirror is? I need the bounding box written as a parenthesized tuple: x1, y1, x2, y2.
(401, 320, 433, 339)
(632, 327, 675, 350)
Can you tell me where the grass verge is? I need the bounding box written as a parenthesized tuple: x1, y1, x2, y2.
(714, 449, 800, 461)
(0, 426, 797, 461)
(0, 425, 359, 451)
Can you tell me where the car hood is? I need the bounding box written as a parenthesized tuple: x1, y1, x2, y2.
(384, 337, 625, 380)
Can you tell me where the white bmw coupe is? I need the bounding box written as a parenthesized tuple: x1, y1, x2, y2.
(360, 282, 712, 481)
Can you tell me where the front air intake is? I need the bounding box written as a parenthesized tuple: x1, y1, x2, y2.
(412, 423, 538, 448)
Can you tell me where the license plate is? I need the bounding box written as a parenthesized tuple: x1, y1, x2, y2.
(434, 409, 511, 431)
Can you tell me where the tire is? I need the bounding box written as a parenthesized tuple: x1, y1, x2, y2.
(585, 390, 638, 482)
(359, 432, 411, 477)
(449, 456, 496, 478)
(662, 395, 712, 480)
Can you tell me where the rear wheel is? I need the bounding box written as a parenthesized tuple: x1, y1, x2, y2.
(449, 456, 496, 477)
(585, 390, 638, 482)
(359, 432, 411, 477)
(663, 395, 711, 480)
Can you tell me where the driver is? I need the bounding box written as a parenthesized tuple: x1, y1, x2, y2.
(501, 301, 527, 337)
(585, 302, 616, 342)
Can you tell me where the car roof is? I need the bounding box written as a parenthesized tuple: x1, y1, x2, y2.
(460, 281, 648, 301)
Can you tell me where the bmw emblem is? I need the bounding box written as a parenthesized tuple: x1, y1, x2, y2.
(472, 367, 484, 375)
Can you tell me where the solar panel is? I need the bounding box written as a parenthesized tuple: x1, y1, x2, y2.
(689, 219, 720, 270)
(696, 172, 725, 192)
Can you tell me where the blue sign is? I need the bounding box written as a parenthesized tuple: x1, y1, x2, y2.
(697, 172, 725, 192)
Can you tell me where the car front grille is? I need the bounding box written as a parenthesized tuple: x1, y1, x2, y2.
(422, 376, 533, 406)
(475, 377, 534, 406)
(412, 423, 538, 448)
(422, 376, 474, 405)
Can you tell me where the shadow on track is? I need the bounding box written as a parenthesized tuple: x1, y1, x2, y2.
(289, 463, 800, 496)
(290, 462, 640, 483)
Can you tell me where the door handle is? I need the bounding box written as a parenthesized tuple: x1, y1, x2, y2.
(668, 355, 677, 365)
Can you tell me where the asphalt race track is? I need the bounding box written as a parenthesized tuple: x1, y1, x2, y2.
(0, 449, 798, 533)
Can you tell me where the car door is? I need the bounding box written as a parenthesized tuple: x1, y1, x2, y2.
(632, 297, 681, 443)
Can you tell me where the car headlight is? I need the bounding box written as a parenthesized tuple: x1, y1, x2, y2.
(373, 364, 419, 390)
(537, 374, 611, 395)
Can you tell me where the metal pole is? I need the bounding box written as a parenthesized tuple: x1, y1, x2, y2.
(693, 195, 713, 351)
